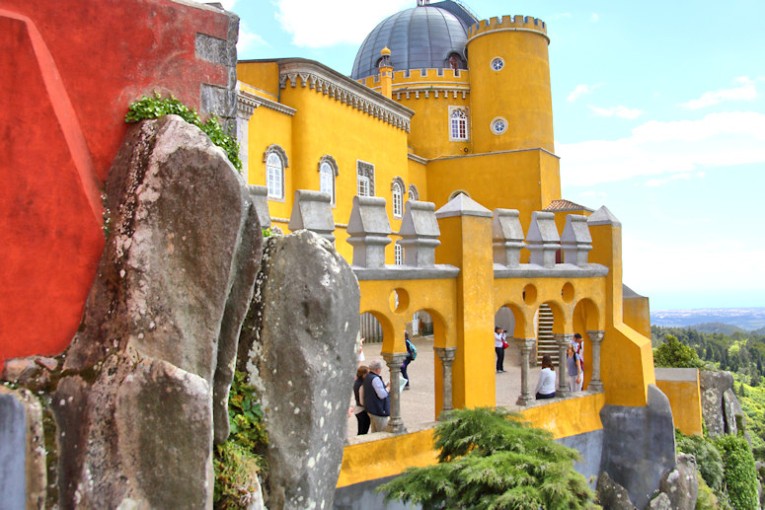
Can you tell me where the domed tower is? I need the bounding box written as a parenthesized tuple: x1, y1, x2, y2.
(466, 15, 555, 154)
(352, 1, 477, 159)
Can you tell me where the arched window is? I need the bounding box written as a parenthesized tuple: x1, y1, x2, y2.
(357, 160, 375, 197)
(263, 145, 288, 199)
(448, 189, 470, 201)
(449, 107, 469, 141)
(318, 155, 338, 205)
(395, 242, 403, 265)
(391, 178, 404, 218)
(408, 185, 420, 201)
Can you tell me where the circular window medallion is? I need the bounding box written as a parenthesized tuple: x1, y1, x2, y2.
(491, 117, 508, 135)
(490, 57, 504, 71)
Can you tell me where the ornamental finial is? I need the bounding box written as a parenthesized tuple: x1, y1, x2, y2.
(417, 0, 430, 6)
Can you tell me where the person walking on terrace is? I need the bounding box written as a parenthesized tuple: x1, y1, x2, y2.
(535, 354, 557, 400)
(494, 326, 507, 373)
(566, 345, 583, 393)
(363, 359, 390, 432)
(401, 332, 417, 390)
(572, 333, 585, 391)
(352, 365, 371, 435)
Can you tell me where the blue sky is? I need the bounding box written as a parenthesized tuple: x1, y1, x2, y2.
(221, 0, 765, 311)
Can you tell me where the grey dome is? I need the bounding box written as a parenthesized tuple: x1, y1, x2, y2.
(351, 2, 476, 80)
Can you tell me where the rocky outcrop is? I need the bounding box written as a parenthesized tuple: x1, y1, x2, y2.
(48, 115, 260, 508)
(597, 471, 637, 510)
(239, 230, 360, 510)
(700, 370, 737, 436)
(658, 454, 698, 510)
(600, 385, 676, 509)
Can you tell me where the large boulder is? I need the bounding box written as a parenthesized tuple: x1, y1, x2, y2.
(600, 385, 676, 509)
(50, 115, 260, 507)
(722, 388, 746, 437)
(596, 471, 636, 510)
(699, 370, 734, 436)
(659, 454, 698, 510)
(240, 230, 360, 510)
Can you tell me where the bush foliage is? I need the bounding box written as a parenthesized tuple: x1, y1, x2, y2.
(714, 434, 758, 510)
(125, 93, 242, 172)
(654, 334, 706, 369)
(378, 408, 597, 510)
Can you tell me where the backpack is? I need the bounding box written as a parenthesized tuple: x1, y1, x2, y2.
(406, 338, 417, 360)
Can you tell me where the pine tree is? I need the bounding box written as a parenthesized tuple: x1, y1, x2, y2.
(378, 408, 597, 509)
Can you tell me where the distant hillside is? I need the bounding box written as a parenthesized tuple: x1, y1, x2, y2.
(651, 307, 765, 332)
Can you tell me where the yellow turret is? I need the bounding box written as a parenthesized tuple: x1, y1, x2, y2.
(378, 47, 393, 99)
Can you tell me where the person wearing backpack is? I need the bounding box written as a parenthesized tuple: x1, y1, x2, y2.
(401, 332, 417, 390)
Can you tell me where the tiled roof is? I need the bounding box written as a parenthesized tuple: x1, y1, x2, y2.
(543, 199, 593, 212)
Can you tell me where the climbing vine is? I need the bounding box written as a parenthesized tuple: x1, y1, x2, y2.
(125, 93, 242, 172)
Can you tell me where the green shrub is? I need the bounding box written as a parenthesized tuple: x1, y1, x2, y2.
(676, 431, 725, 492)
(378, 408, 597, 509)
(125, 93, 242, 172)
(654, 335, 706, 368)
(213, 370, 268, 509)
(715, 434, 758, 510)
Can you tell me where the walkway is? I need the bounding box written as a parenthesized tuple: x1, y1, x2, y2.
(346, 335, 543, 440)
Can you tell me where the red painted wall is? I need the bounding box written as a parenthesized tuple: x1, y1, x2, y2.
(0, 0, 234, 369)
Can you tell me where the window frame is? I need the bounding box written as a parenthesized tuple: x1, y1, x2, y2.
(356, 160, 375, 198)
(391, 177, 405, 218)
(449, 106, 469, 141)
(318, 155, 338, 206)
(263, 145, 288, 200)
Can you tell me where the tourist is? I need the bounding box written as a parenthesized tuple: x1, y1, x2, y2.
(566, 345, 582, 393)
(572, 333, 584, 390)
(352, 365, 371, 435)
(363, 359, 390, 432)
(494, 326, 506, 373)
(535, 354, 556, 400)
(401, 332, 417, 390)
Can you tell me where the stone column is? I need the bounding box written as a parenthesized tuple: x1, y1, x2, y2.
(513, 338, 536, 406)
(383, 352, 408, 433)
(434, 347, 457, 417)
(555, 334, 573, 397)
(587, 330, 605, 391)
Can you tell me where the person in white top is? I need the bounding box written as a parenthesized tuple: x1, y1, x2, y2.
(572, 333, 584, 391)
(494, 326, 506, 373)
(535, 354, 557, 399)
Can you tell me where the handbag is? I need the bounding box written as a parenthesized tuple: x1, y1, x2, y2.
(502, 339, 509, 349)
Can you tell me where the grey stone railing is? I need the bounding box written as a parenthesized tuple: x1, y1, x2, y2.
(398, 200, 440, 267)
(347, 196, 391, 268)
(526, 211, 560, 268)
(492, 209, 524, 267)
(288, 190, 335, 244)
(561, 214, 592, 266)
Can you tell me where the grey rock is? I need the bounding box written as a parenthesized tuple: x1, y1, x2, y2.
(600, 385, 676, 509)
(596, 471, 637, 510)
(659, 454, 698, 510)
(53, 355, 213, 509)
(647, 492, 672, 510)
(240, 230, 360, 510)
(699, 370, 734, 437)
(0, 386, 47, 510)
(64, 115, 260, 442)
(1, 356, 58, 390)
(722, 388, 746, 436)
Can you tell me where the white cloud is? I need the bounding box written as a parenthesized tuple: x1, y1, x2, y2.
(589, 105, 643, 119)
(680, 76, 757, 110)
(274, 0, 412, 48)
(186, 0, 237, 10)
(644, 171, 703, 188)
(238, 24, 268, 54)
(559, 111, 765, 187)
(590, 13, 600, 23)
(567, 84, 597, 102)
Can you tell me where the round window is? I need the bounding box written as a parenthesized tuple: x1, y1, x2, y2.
(490, 57, 504, 71)
(491, 117, 508, 135)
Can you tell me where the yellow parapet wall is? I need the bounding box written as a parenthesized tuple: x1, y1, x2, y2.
(655, 368, 703, 436)
(338, 393, 606, 488)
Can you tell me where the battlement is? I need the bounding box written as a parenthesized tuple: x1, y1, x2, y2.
(359, 68, 470, 89)
(467, 15, 548, 42)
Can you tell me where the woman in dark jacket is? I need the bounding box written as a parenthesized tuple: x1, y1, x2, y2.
(353, 365, 371, 434)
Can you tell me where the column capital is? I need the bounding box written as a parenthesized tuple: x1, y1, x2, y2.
(553, 333, 574, 347)
(512, 337, 535, 351)
(383, 352, 408, 368)
(587, 330, 605, 343)
(434, 346, 457, 363)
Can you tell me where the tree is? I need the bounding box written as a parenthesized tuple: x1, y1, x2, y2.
(378, 408, 597, 510)
(654, 335, 706, 369)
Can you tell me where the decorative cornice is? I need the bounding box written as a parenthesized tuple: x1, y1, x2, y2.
(407, 153, 428, 165)
(394, 88, 469, 101)
(250, 93, 296, 116)
(236, 90, 259, 119)
(277, 59, 413, 133)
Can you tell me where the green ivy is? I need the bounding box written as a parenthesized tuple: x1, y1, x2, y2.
(214, 370, 268, 508)
(714, 434, 758, 510)
(125, 93, 242, 172)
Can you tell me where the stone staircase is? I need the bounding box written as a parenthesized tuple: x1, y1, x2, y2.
(536, 304, 558, 365)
